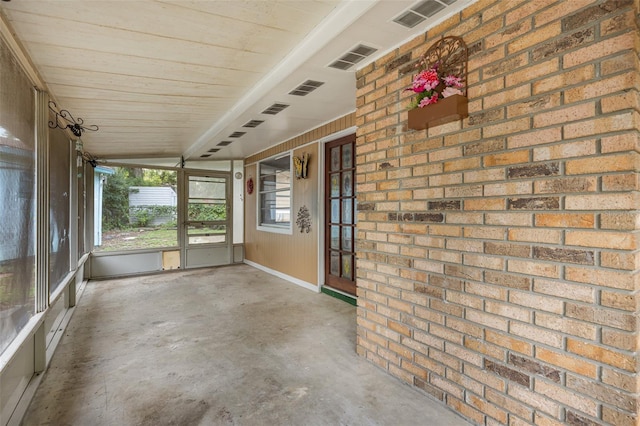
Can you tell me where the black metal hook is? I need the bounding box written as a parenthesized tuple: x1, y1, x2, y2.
(48, 101, 99, 137)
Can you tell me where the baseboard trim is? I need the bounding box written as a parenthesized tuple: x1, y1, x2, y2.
(243, 260, 320, 293)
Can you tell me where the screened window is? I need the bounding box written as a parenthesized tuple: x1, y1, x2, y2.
(0, 36, 36, 355)
(259, 155, 291, 229)
(95, 166, 178, 252)
(49, 128, 71, 293)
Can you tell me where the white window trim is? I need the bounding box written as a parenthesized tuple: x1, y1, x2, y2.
(256, 152, 293, 235)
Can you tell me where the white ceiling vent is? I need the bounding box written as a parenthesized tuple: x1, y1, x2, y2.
(262, 103, 290, 115)
(329, 44, 378, 70)
(229, 131, 246, 138)
(243, 120, 264, 128)
(393, 0, 454, 28)
(217, 141, 232, 146)
(288, 80, 324, 96)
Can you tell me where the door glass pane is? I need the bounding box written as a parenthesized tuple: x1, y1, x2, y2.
(342, 255, 353, 279)
(331, 199, 340, 223)
(330, 252, 340, 276)
(342, 227, 352, 252)
(188, 176, 226, 222)
(342, 199, 352, 224)
(188, 202, 226, 222)
(330, 147, 340, 171)
(342, 172, 352, 196)
(342, 143, 352, 168)
(330, 174, 340, 197)
(189, 176, 226, 198)
(331, 226, 339, 249)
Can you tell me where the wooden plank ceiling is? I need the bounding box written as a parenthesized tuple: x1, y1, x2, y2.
(0, 0, 473, 161)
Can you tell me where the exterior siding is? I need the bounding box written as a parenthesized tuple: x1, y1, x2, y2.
(244, 143, 320, 286)
(244, 114, 355, 287)
(355, 0, 640, 425)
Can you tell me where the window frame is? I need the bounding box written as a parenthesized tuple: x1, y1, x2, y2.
(257, 153, 292, 234)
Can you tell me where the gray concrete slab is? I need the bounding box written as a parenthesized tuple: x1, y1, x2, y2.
(22, 265, 471, 426)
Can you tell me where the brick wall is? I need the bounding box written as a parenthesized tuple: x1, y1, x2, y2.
(355, 1, 640, 425)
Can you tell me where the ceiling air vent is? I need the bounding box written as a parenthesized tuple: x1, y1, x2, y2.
(329, 44, 378, 70)
(200, 154, 212, 158)
(229, 131, 246, 138)
(217, 141, 232, 146)
(243, 120, 264, 128)
(288, 80, 324, 96)
(207, 148, 220, 153)
(262, 103, 289, 115)
(393, 0, 451, 28)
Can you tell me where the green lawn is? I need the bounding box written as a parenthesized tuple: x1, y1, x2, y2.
(96, 228, 178, 252)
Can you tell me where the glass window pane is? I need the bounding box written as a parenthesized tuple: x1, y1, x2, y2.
(49, 128, 71, 293)
(330, 174, 340, 197)
(96, 166, 178, 252)
(342, 199, 352, 224)
(330, 147, 340, 171)
(331, 199, 340, 223)
(342, 172, 352, 196)
(342, 144, 353, 169)
(342, 255, 353, 279)
(342, 227, 352, 252)
(0, 36, 36, 355)
(330, 252, 340, 276)
(331, 226, 339, 249)
(259, 155, 291, 227)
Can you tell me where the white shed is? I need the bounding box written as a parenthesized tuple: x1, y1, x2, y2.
(128, 186, 177, 226)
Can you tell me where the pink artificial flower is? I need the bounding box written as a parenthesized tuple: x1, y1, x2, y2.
(418, 94, 439, 107)
(412, 69, 440, 92)
(443, 75, 462, 88)
(442, 87, 463, 98)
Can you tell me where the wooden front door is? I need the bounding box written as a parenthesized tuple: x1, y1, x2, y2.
(324, 135, 356, 296)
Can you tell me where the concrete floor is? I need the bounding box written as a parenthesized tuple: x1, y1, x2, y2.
(23, 264, 471, 426)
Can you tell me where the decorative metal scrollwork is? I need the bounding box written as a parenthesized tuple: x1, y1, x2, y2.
(296, 205, 311, 233)
(419, 36, 468, 97)
(48, 101, 99, 137)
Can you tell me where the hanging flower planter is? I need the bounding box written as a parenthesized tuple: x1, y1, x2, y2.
(406, 36, 469, 131)
(407, 93, 468, 130)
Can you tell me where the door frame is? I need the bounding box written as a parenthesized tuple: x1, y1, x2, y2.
(321, 131, 357, 297)
(181, 169, 233, 269)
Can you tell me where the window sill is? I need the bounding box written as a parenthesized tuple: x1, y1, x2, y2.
(257, 224, 292, 235)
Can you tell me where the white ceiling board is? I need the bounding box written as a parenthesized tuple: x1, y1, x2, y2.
(0, 0, 476, 160)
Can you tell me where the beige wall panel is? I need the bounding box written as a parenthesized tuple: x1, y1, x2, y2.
(244, 143, 320, 285)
